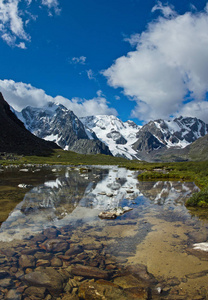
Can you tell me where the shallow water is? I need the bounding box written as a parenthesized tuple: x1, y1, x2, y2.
(0, 165, 208, 299)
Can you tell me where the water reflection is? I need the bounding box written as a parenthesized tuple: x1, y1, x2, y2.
(0, 166, 198, 242)
(0, 166, 208, 300)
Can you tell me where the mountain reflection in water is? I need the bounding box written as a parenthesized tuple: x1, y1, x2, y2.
(0, 166, 198, 242)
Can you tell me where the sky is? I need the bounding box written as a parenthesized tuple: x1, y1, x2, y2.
(0, 0, 208, 125)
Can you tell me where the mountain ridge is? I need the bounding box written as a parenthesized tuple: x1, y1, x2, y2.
(12, 99, 208, 161)
(0, 93, 60, 156)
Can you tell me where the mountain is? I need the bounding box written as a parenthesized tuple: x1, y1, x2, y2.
(16, 103, 112, 156)
(14, 100, 208, 161)
(80, 115, 141, 159)
(132, 116, 208, 161)
(156, 132, 208, 162)
(0, 93, 59, 156)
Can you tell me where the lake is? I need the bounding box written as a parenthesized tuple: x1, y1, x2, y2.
(0, 165, 207, 299)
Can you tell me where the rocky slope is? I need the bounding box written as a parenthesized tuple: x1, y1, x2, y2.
(155, 133, 208, 162)
(132, 116, 208, 161)
(16, 103, 111, 156)
(14, 100, 208, 161)
(80, 115, 141, 159)
(0, 93, 59, 156)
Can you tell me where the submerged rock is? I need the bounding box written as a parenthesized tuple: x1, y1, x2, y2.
(98, 207, 133, 219)
(22, 267, 64, 295)
(71, 265, 110, 280)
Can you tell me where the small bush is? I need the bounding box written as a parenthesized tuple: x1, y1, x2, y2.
(186, 188, 208, 207)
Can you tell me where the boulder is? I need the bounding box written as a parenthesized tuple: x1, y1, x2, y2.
(71, 265, 110, 280)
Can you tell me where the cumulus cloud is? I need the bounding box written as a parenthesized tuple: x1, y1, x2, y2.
(0, 79, 118, 117)
(0, 79, 53, 110)
(103, 2, 208, 123)
(0, 0, 60, 48)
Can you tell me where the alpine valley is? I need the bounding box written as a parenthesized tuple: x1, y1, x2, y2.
(14, 99, 208, 162)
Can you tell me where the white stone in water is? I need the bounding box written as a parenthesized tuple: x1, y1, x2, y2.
(19, 169, 29, 172)
(193, 242, 208, 252)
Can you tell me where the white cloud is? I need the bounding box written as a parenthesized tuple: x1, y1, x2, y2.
(0, 79, 53, 110)
(0, 0, 60, 48)
(87, 69, 96, 80)
(151, 1, 176, 18)
(177, 101, 208, 123)
(0, 79, 118, 117)
(55, 95, 118, 118)
(41, 0, 61, 15)
(70, 56, 87, 65)
(103, 3, 208, 123)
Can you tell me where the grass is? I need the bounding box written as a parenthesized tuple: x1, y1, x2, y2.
(1, 149, 208, 208)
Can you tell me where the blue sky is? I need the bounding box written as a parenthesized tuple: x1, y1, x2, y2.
(0, 0, 208, 124)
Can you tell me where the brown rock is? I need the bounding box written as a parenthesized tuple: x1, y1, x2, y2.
(19, 255, 35, 269)
(78, 281, 126, 300)
(24, 286, 46, 298)
(43, 228, 61, 239)
(36, 259, 50, 267)
(124, 287, 149, 299)
(22, 267, 64, 295)
(0, 278, 12, 288)
(65, 245, 83, 256)
(125, 264, 156, 283)
(40, 239, 69, 253)
(6, 289, 21, 300)
(71, 264, 110, 280)
(114, 274, 145, 289)
(51, 257, 63, 267)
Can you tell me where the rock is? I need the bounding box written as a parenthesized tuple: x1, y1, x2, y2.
(43, 228, 61, 239)
(31, 234, 47, 243)
(78, 281, 126, 300)
(188, 232, 208, 243)
(6, 289, 21, 300)
(98, 211, 117, 219)
(83, 244, 103, 251)
(65, 245, 83, 256)
(0, 270, 9, 279)
(22, 268, 65, 295)
(71, 265, 110, 280)
(114, 274, 146, 289)
(124, 287, 149, 299)
(40, 239, 69, 253)
(21, 248, 39, 255)
(36, 259, 50, 267)
(19, 255, 36, 269)
(98, 207, 133, 219)
(125, 264, 156, 283)
(24, 286, 46, 298)
(51, 257, 63, 267)
(0, 278, 12, 288)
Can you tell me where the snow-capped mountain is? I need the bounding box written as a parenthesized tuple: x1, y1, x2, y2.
(80, 115, 141, 159)
(15, 100, 208, 161)
(16, 102, 112, 156)
(133, 116, 208, 154)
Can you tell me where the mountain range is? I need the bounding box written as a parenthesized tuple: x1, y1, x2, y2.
(15, 100, 208, 161)
(1, 91, 208, 161)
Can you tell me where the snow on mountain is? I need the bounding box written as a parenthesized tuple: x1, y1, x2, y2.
(80, 115, 141, 159)
(151, 116, 208, 148)
(15, 102, 111, 156)
(14, 100, 208, 160)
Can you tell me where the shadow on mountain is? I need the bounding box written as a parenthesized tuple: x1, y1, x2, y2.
(0, 92, 60, 156)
